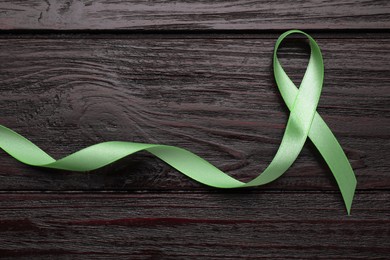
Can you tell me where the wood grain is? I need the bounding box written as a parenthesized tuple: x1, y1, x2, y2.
(1, 1, 389, 258)
(0, 0, 389, 31)
(0, 192, 389, 259)
(0, 34, 388, 191)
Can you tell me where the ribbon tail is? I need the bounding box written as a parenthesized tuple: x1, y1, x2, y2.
(309, 113, 357, 215)
(0, 125, 55, 165)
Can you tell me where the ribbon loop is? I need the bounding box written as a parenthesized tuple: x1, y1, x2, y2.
(273, 30, 357, 214)
(0, 30, 357, 214)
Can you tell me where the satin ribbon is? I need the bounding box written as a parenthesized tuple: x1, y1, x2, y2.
(0, 30, 357, 214)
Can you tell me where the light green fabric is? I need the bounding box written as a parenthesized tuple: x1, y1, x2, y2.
(0, 30, 357, 214)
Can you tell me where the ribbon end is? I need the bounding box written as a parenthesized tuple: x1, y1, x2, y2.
(344, 177, 357, 216)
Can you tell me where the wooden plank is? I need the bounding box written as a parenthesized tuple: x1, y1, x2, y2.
(0, 0, 389, 31)
(0, 34, 388, 191)
(0, 192, 388, 259)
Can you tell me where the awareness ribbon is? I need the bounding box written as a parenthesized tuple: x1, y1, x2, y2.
(0, 30, 357, 214)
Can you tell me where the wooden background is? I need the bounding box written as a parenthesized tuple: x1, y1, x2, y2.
(0, 0, 389, 259)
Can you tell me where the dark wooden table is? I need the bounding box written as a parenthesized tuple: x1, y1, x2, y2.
(0, 1, 389, 259)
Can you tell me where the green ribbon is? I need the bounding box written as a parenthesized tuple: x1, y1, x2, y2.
(0, 30, 356, 214)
